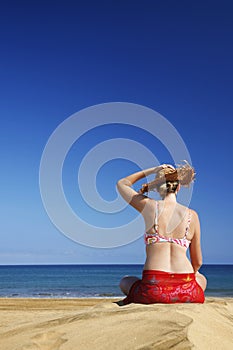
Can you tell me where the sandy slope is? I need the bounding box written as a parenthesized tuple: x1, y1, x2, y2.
(0, 297, 232, 350)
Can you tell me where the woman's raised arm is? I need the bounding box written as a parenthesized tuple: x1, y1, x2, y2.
(116, 165, 169, 213)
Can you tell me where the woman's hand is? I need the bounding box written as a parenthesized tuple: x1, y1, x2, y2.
(138, 183, 148, 194)
(153, 164, 175, 173)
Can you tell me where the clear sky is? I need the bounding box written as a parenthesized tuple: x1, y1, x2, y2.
(0, 0, 232, 264)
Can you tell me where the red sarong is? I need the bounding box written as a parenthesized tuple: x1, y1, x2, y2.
(123, 270, 205, 305)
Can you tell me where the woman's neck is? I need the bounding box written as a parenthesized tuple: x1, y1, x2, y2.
(163, 193, 177, 203)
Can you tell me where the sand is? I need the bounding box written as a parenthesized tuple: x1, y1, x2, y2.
(0, 297, 232, 350)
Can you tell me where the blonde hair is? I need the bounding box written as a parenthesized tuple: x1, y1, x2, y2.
(139, 160, 195, 199)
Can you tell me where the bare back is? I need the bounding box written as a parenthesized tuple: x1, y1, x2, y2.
(143, 199, 196, 273)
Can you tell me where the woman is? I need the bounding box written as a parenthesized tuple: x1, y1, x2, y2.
(117, 161, 207, 304)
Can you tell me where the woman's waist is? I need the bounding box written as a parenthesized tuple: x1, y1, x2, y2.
(144, 244, 194, 272)
(143, 257, 194, 274)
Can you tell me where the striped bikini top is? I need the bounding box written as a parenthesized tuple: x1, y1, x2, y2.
(144, 201, 192, 249)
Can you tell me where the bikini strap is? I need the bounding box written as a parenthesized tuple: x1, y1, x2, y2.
(154, 201, 159, 234)
(184, 209, 192, 238)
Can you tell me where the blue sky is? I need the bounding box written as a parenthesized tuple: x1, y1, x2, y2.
(0, 1, 232, 264)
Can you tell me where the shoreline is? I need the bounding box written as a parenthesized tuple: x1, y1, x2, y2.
(0, 295, 233, 299)
(0, 293, 233, 299)
(0, 297, 232, 349)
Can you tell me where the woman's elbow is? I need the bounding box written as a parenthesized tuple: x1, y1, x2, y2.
(194, 254, 202, 266)
(192, 259, 202, 271)
(117, 178, 131, 188)
(191, 253, 202, 270)
(116, 179, 126, 195)
(116, 179, 123, 189)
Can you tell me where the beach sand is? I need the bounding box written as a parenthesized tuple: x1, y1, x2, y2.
(0, 297, 232, 350)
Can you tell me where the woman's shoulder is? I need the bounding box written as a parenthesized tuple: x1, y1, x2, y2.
(183, 207, 200, 224)
(187, 207, 199, 218)
(177, 202, 196, 212)
(177, 204, 199, 218)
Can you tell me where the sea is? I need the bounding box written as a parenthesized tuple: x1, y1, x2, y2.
(0, 264, 232, 299)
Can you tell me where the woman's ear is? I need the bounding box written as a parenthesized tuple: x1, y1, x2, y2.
(177, 183, 181, 192)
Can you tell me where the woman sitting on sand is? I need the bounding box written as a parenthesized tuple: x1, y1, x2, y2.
(117, 162, 207, 304)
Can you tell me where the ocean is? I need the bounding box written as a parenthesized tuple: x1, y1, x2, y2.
(0, 264, 232, 298)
